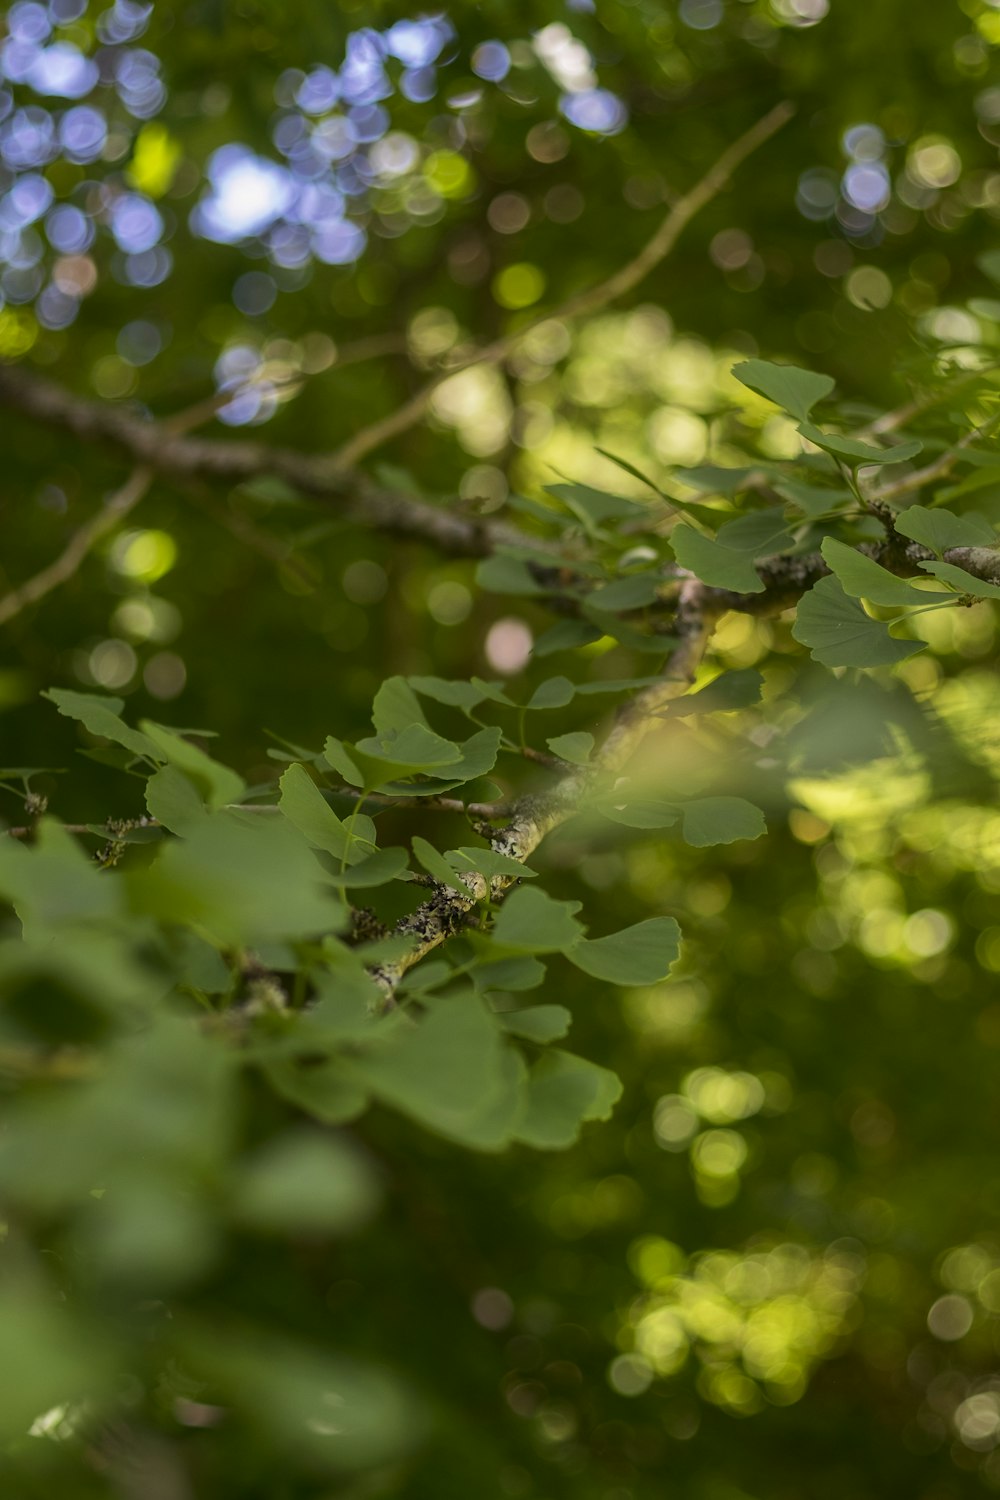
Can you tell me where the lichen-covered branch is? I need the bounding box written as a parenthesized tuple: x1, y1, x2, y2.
(372, 586, 715, 998)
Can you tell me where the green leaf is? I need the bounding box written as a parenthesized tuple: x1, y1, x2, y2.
(137, 815, 345, 944)
(43, 688, 159, 763)
(514, 1050, 623, 1150)
(323, 736, 365, 787)
(676, 797, 767, 847)
(176, 1325, 421, 1472)
(325, 847, 410, 888)
(567, 916, 681, 985)
(145, 764, 211, 834)
(670, 524, 765, 593)
(587, 574, 661, 612)
(413, 834, 468, 893)
(407, 676, 508, 712)
(476, 553, 543, 596)
(775, 479, 853, 518)
(978, 249, 1000, 285)
(232, 1131, 381, 1236)
(798, 422, 923, 467)
(279, 763, 374, 862)
(371, 677, 430, 735)
(533, 619, 604, 656)
(918, 559, 1000, 598)
(526, 676, 576, 711)
(342, 992, 509, 1141)
(665, 669, 764, 717)
(491, 886, 585, 953)
(140, 721, 246, 810)
(497, 1004, 572, 1042)
(473, 955, 547, 992)
(0, 1275, 115, 1440)
(893, 505, 995, 553)
(354, 723, 462, 772)
(453, 1045, 529, 1152)
(447, 846, 538, 881)
(714, 511, 795, 557)
(264, 1060, 369, 1126)
(422, 726, 503, 786)
(598, 799, 679, 829)
(820, 538, 940, 607)
(732, 359, 835, 421)
(545, 481, 645, 528)
(546, 731, 594, 765)
(791, 575, 925, 667)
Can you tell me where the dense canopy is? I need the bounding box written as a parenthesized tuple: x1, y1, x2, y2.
(4, 2, 1000, 1497)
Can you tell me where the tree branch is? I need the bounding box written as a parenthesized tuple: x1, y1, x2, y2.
(0, 364, 549, 563)
(326, 101, 796, 471)
(371, 586, 715, 998)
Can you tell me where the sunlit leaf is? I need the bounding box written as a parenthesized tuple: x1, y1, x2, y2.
(732, 359, 835, 420)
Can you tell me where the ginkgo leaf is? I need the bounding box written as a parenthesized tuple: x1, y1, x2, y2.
(732, 359, 835, 421)
(490, 887, 585, 952)
(514, 1051, 623, 1150)
(496, 1005, 572, 1043)
(798, 422, 922, 467)
(676, 797, 766, 847)
(820, 538, 941, 607)
(670, 525, 765, 594)
(567, 917, 681, 985)
(792, 575, 924, 667)
(894, 505, 995, 554)
(546, 732, 594, 765)
(918, 559, 1000, 598)
(43, 689, 159, 763)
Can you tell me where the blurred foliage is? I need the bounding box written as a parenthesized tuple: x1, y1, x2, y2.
(5, 1, 1000, 1497)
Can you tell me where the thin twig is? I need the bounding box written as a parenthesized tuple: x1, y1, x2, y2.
(0, 381, 287, 628)
(327, 101, 796, 470)
(0, 464, 153, 627)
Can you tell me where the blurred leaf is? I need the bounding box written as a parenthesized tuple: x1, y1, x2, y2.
(587, 574, 661, 612)
(666, 669, 764, 717)
(514, 1050, 623, 1149)
(232, 1130, 381, 1235)
(671, 525, 766, 593)
(176, 1325, 422, 1472)
(677, 797, 767, 847)
(0, 1273, 115, 1441)
(496, 1004, 572, 1042)
(141, 721, 245, 810)
(342, 992, 509, 1142)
